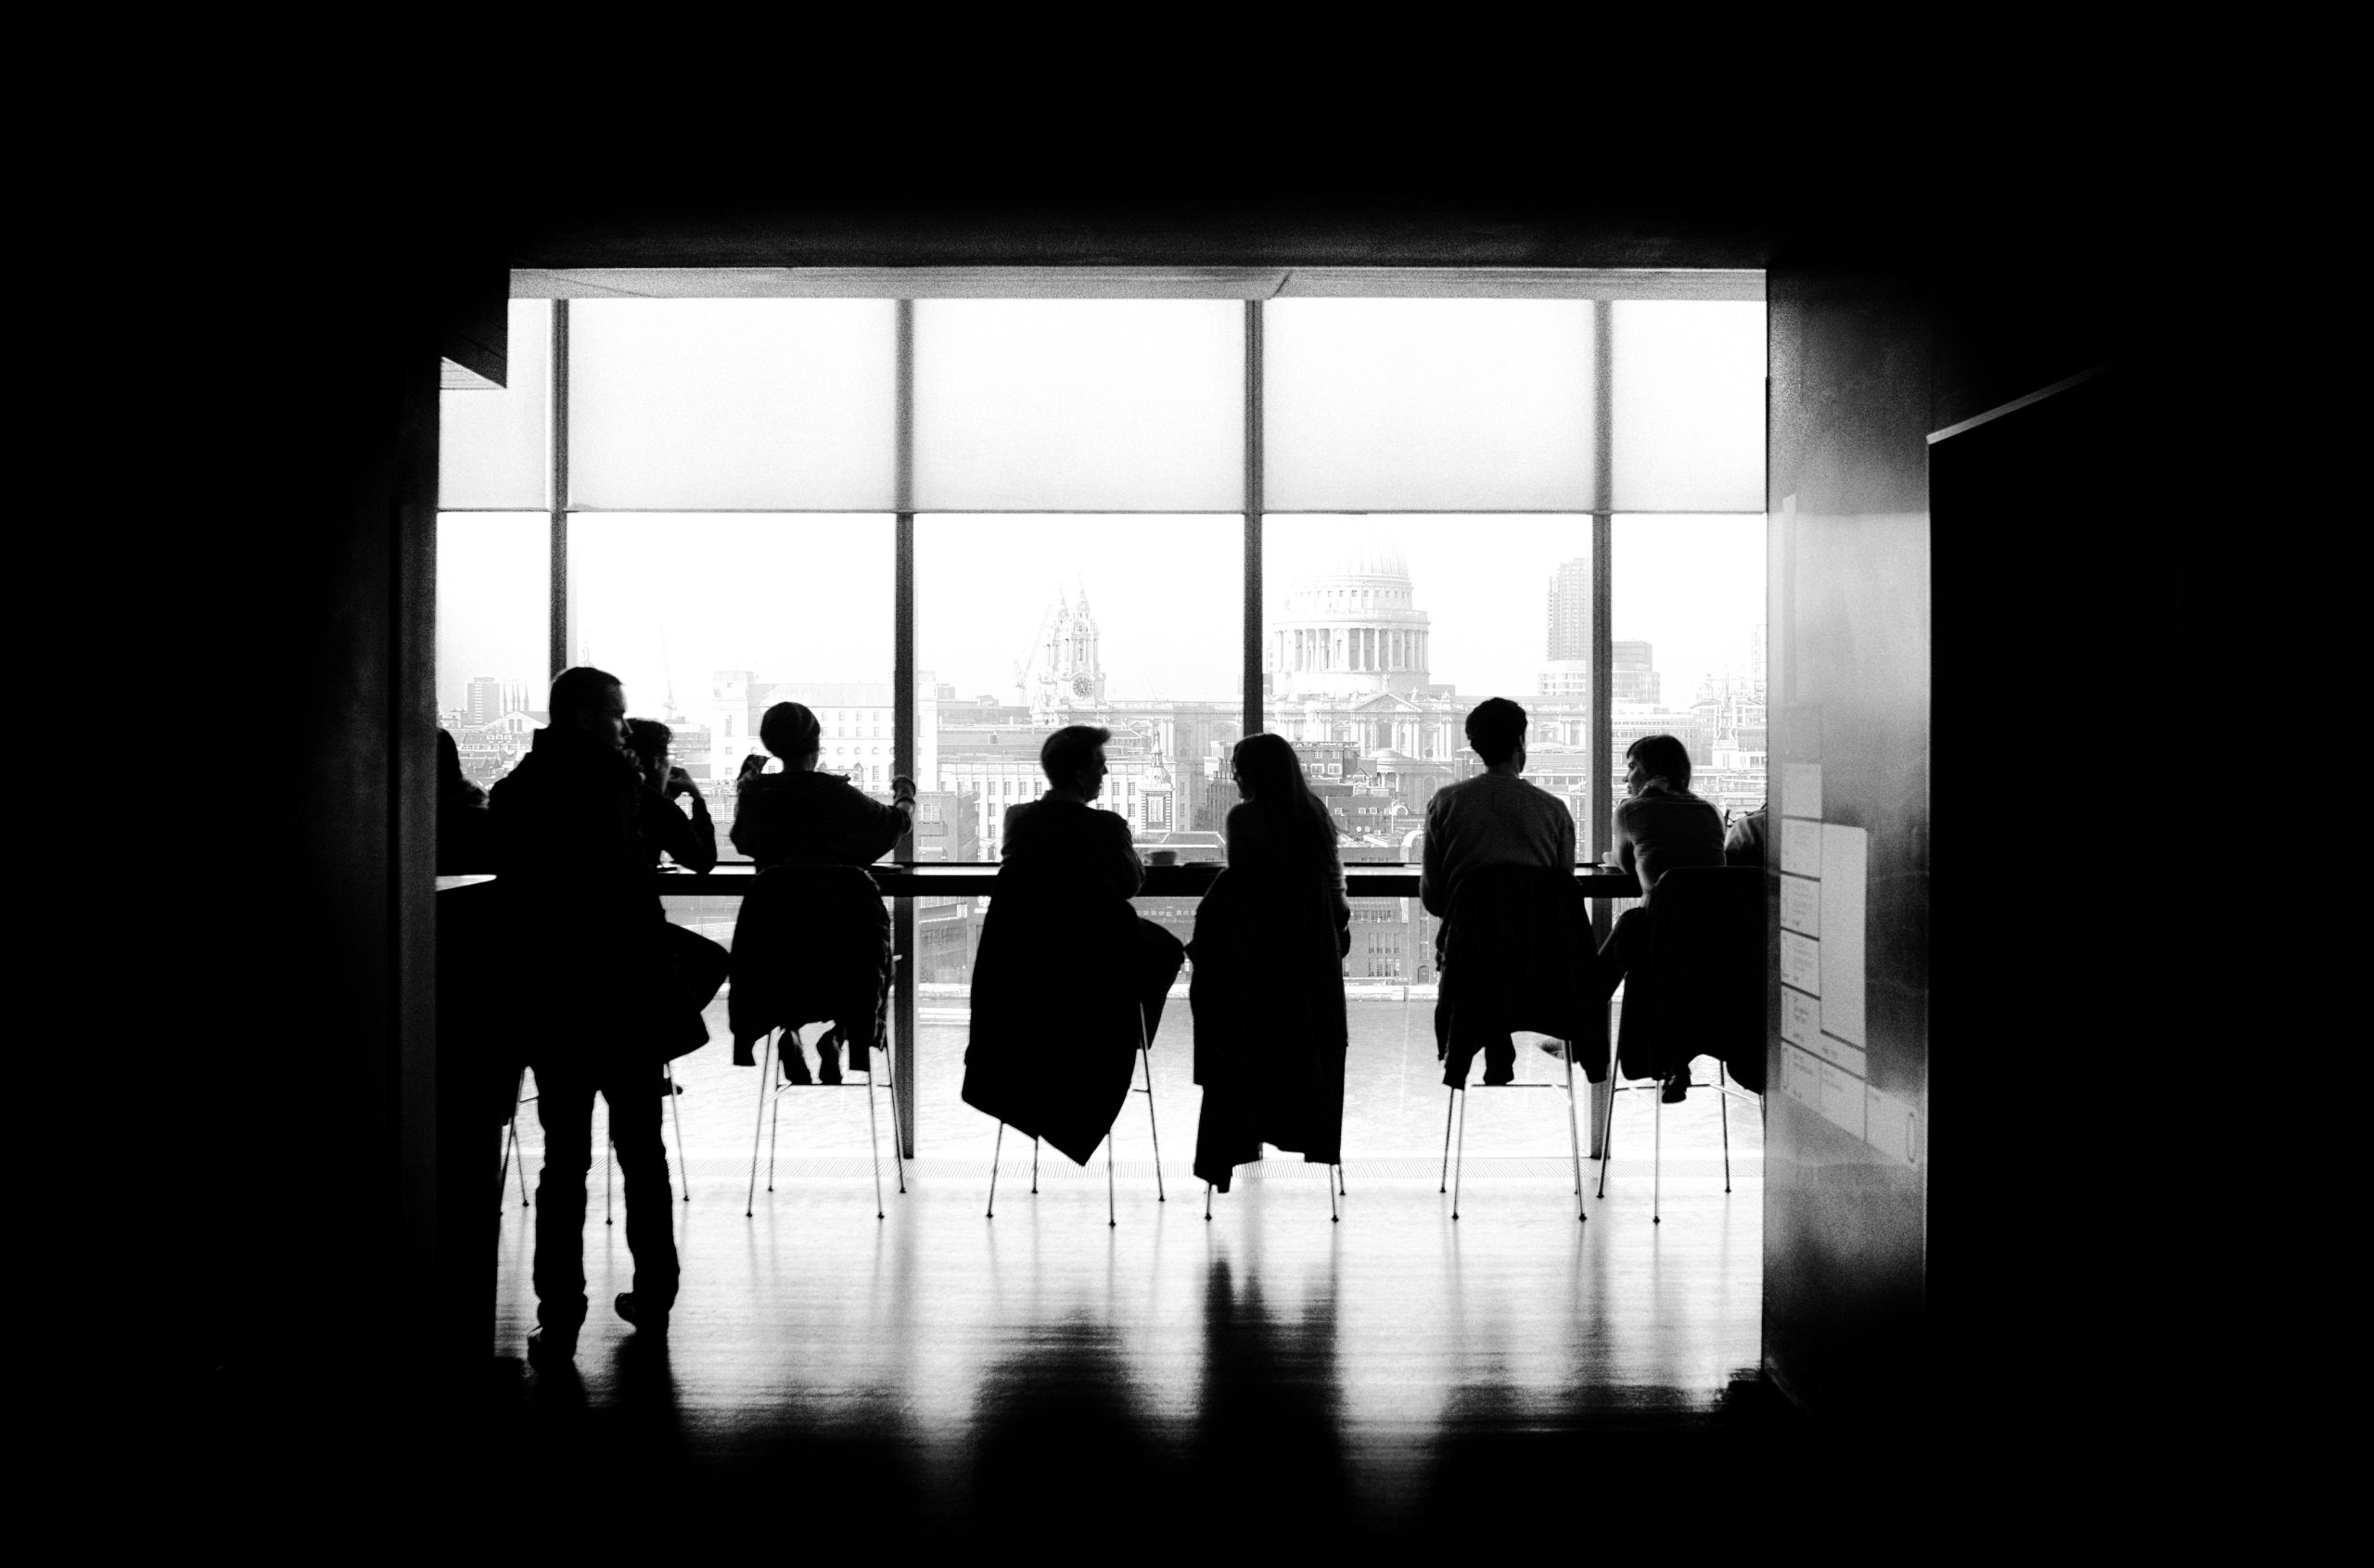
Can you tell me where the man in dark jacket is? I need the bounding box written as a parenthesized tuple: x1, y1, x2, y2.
(490, 666, 681, 1365)
(962, 725, 1183, 1164)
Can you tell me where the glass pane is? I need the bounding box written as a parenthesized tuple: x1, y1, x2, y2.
(569, 514, 896, 859)
(439, 300, 549, 509)
(1265, 516, 1598, 865)
(915, 515, 1242, 859)
(913, 301, 1243, 511)
(1611, 301, 1766, 511)
(568, 300, 897, 510)
(1613, 515, 1767, 821)
(436, 512, 547, 791)
(1264, 300, 1597, 511)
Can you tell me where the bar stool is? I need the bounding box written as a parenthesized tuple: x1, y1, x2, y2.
(745, 1023, 906, 1219)
(986, 1009, 1164, 1226)
(1594, 1056, 1758, 1221)
(1440, 1038, 1587, 1222)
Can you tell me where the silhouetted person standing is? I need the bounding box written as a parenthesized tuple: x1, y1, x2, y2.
(491, 666, 681, 1365)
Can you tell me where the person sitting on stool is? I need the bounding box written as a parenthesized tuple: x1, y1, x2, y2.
(1589, 733, 1726, 1100)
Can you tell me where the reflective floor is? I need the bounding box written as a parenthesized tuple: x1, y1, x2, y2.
(487, 1001, 1771, 1546)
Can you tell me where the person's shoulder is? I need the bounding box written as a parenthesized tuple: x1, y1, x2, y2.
(1428, 777, 1475, 812)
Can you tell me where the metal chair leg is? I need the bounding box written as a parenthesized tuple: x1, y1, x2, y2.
(665, 1059, 690, 1202)
(1653, 1077, 1663, 1224)
(879, 1046, 907, 1195)
(1439, 1088, 1457, 1193)
(1205, 1180, 1213, 1221)
(1718, 1058, 1733, 1193)
(606, 1128, 615, 1226)
(1450, 1090, 1468, 1220)
(767, 1052, 785, 1192)
(1337, 1164, 1347, 1196)
(1031, 1137, 1040, 1194)
(1106, 1133, 1117, 1228)
(1563, 1042, 1586, 1222)
(865, 1052, 887, 1220)
(746, 1038, 774, 1217)
(987, 1121, 1005, 1218)
(1139, 1014, 1166, 1202)
(1597, 1070, 1619, 1200)
(1328, 1164, 1339, 1224)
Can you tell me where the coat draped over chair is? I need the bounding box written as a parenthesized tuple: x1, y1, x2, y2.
(728, 864, 891, 1076)
(1187, 865, 1348, 1191)
(1432, 864, 1605, 1088)
(962, 869, 1177, 1166)
(1612, 864, 1765, 1093)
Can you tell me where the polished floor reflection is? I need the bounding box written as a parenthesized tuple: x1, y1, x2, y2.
(491, 1025, 1769, 1545)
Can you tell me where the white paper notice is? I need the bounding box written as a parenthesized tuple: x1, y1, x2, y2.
(1780, 873, 1820, 937)
(1780, 986, 1818, 1047)
(1806, 1033, 1866, 1078)
(1780, 929, 1820, 993)
(1784, 1045, 1822, 1109)
(1818, 824, 1868, 1048)
(1818, 1061, 1867, 1140)
(1865, 1085, 1921, 1167)
(1781, 818, 1823, 876)
(1781, 762, 1823, 820)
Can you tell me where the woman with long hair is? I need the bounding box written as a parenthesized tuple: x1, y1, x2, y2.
(1189, 733, 1350, 1200)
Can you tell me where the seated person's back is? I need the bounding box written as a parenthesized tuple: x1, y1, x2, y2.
(1421, 698, 1575, 918)
(1002, 793, 1142, 902)
(730, 699, 913, 867)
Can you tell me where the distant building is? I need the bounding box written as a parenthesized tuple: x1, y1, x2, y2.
(1613, 642, 1661, 705)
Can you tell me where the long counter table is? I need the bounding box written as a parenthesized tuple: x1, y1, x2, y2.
(637, 862, 1644, 900)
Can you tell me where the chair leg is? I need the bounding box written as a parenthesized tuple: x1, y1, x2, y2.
(1439, 1087, 1457, 1193)
(1031, 1137, 1040, 1195)
(1107, 1133, 1117, 1229)
(498, 1112, 518, 1213)
(767, 1052, 785, 1192)
(1205, 1180, 1213, 1221)
(1597, 1072, 1619, 1200)
(1139, 1016, 1166, 1203)
(1718, 1058, 1733, 1193)
(1336, 1164, 1347, 1196)
(987, 1121, 1005, 1218)
(665, 1059, 690, 1202)
(1450, 1090, 1469, 1220)
(880, 1047, 907, 1195)
(746, 1037, 774, 1218)
(1562, 1042, 1586, 1222)
(606, 1129, 615, 1227)
(1328, 1163, 1339, 1224)
(865, 1052, 887, 1220)
(1653, 1078, 1663, 1225)
(512, 1114, 530, 1209)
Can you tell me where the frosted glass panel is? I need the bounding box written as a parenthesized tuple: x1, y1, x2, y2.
(568, 514, 894, 818)
(569, 301, 897, 510)
(439, 301, 549, 509)
(1265, 300, 1596, 511)
(1611, 302, 1766, 511)
(913, 302, 1243, 510)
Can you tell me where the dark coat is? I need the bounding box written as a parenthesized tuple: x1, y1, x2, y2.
(1433, 865, 1605, 1088)
(1188, 863, 1349, 1190)
(962, 868, 1158, 1166)
(489, 728, 697, 1067)
(727, 864, 891, 1072)
(1613, 865, 1765, 1093)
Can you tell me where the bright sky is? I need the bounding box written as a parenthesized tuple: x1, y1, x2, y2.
(439, 513, 1764, 719)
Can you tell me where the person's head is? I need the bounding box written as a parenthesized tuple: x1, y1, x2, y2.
(1624, 733, 1692, 795)
(1040, 724, 1111, 798)
(624, 719, 672, 787)
(1464, 697, 1528, 771)
(1232, 732, 1329, 846)
(759, 701, 823, 767)
(547, 666, 627, 750)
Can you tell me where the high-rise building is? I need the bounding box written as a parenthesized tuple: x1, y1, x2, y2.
(1545, 557, 1591, 660)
